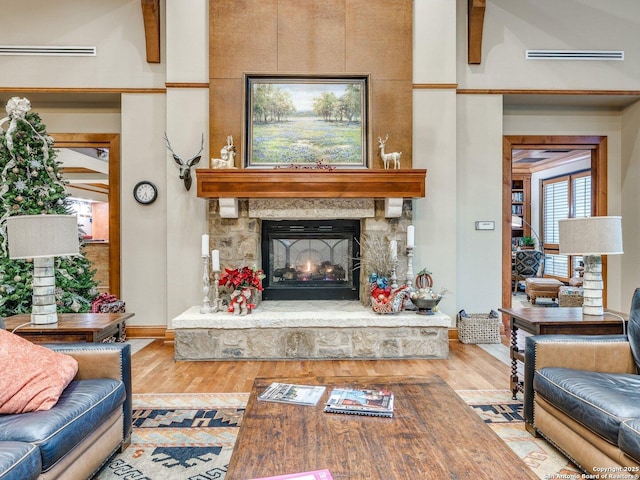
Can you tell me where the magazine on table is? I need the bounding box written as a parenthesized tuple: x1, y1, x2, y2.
(258, 382, 326, 406)
(324, 388, 394, 417)
(250, 469, 333, 480)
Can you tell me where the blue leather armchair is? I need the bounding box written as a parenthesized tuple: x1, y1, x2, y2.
(524, 288, 640, 474)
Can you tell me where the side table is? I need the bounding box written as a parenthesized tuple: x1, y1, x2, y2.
(499, 307, 627, 400)
(3, 312, 134, 343)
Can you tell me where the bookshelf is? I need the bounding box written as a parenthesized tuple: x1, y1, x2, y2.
(511, 174, 531, 249)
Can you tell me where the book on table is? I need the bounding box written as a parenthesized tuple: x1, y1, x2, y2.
(250, 469, 333, 480)
(257, 382, 326, 406)
(324, 388, 394, 417)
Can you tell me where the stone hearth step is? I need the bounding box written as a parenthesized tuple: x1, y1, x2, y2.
(173, 301, 450, 360)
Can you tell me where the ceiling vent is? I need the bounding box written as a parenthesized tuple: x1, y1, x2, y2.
(0, 46, 96, 56)
(525, 50, 624, 61)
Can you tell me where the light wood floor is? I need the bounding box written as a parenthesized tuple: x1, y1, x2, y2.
(131, 339, 512, 394)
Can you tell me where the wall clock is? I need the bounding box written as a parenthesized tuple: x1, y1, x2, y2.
(133, 181, 158, 204)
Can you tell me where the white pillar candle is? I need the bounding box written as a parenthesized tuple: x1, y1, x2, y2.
(212, 249, 220, 271)
(407, 225, 415, 247)
(390, 240, 397, 261)
(201, 234, 209, 257)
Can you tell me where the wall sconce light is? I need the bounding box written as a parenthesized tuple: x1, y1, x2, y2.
(6, 214, 80, 324)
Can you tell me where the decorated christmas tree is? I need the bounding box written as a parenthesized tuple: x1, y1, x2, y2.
(0, 97, 98, 316)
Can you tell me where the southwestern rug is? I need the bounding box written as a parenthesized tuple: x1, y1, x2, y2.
(94, 390, 580, 480)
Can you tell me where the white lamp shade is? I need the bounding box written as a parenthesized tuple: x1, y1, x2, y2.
(558, 216, 623, 255)
(6, 214, 80, 259)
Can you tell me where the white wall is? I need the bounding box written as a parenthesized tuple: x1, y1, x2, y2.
(0, 0, 165, 88)
(413, 0, 457, 320)
(120, 94, 168, 325)
(456, 94, 504, 313)
(621, 101, 640, 307)
(457, 0, 640, 90)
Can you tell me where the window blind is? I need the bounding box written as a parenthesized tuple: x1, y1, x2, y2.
(543, 179, 569, 245)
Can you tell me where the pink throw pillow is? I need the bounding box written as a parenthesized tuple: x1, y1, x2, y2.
(0, 329, 79, 414)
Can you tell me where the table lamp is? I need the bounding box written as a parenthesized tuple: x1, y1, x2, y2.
(559, 216, 623, 316)
(6, 214, 80, 324)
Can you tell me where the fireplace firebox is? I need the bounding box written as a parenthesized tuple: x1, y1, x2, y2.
(261, 220, 360, 300)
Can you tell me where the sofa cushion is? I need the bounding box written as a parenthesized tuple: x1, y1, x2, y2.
(0, 329, 78, 414)
(619, 418, 640, 463)
(535, 367, 640, 444)
(0, 442, 41, 480)
(0, 378, 125, 471)
(628, 288, 640, 373)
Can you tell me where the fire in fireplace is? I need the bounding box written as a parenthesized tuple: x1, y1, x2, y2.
(261, 219, 360, 300)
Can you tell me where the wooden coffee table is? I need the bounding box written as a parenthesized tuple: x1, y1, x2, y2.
(3, 312, 133, 343)
(226, 375, 537, 479)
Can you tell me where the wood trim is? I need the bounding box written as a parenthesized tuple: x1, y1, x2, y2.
(413, 84, 458, 90)
(126, 325, 167, 339)
(502, 136, 607, 311)
(52, 133, 121, 298)
(0, 87, 166, 95)
(467, 0, 486, 65)
(166, 83, 210, 89)
(196, 169, 427, 199)
(459, 89, 640, 96)
(141, 0, 161, 63)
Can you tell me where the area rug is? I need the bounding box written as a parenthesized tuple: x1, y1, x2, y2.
(95, 390, 580, 480)
(94, 393, 248, 480)
(457, 389, 581, 478)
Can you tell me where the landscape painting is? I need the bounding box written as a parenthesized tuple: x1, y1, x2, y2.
(245, 75, 368, 168)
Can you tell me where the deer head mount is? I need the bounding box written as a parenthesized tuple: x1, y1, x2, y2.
(164, 132, 204, 191)
(377, 134, 402, 170)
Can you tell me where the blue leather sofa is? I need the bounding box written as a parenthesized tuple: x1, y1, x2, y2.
(0, 342, 132, 480)
(524, 288, 640, 475)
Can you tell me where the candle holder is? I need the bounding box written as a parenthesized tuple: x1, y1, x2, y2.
(200, 255, 211, 314)
(405, 245, 414, 290)
(211, 270, 224, 313)
(390, 259, 398, 290)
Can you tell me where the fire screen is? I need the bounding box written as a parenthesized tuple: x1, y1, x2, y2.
(261, 220, 360, 300)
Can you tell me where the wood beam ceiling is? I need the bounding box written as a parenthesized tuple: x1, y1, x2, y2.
(141, 0, 161, 63)
(468, 0, 486, 65)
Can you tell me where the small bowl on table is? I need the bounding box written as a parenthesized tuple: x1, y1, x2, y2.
(411, 295, 442, 315)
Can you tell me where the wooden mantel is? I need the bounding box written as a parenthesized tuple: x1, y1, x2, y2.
(196, 169, 427, 199)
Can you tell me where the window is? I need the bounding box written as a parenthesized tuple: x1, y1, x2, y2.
(541, 171, 591, 280)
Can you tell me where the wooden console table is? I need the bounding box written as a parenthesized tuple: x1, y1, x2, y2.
(227, 375, 536, 479)
(3, 312, 133, 343)
(499, 307, 628, 399)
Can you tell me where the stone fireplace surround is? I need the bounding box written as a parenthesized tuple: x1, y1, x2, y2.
(172, 197, 450, 360)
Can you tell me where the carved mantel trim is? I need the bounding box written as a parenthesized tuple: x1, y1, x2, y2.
(195, 169, 427, 199)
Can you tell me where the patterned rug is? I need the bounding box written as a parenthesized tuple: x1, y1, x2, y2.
(94, 390, 579, 479)
(94, 393, 248, 480)
(457, 389, 581, 478)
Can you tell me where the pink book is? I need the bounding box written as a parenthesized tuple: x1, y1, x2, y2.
(250, 469, 333, 480)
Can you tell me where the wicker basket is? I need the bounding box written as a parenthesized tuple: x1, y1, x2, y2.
(370, 285, 410, 314)
(457, 310, 501, 344)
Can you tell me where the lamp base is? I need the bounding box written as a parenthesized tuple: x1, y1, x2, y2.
(582, 254, 604, 316)
(31, 257, 58, 324)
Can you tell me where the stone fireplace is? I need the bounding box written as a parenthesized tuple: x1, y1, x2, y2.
(171, 169, 450, 361)
(208, 197, 413, 305)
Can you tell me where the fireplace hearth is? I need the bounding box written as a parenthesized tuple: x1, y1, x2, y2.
(261, 219, 360, 301)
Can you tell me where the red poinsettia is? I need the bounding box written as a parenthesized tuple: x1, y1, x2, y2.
(220, 266, 265, 291)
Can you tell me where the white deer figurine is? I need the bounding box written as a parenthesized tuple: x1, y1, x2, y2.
(211, 135, 237, 169)
(378, 134, 402, 169)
